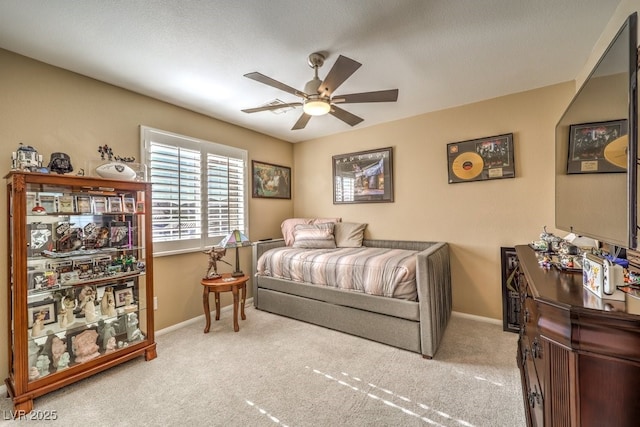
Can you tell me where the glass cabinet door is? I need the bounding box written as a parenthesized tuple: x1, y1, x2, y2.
(23, 181, 149, 381)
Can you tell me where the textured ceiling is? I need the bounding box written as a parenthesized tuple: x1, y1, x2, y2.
(0, 0, 622, 143)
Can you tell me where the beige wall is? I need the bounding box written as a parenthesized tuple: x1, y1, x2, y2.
(293, 82, 574, 319)
(576, 0, 640, 89)
(0, 49, 294, 381)
(1, 1, 637, 384)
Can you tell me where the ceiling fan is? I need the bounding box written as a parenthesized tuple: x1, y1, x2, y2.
(241, 52, 399, 130)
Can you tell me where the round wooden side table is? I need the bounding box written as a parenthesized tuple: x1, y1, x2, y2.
(201, 273, 249, 333)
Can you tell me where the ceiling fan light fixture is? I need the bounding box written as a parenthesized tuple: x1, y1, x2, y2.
(303, 98, 331, 116)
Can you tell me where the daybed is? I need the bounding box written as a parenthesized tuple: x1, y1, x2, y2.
(251, 220, 452, 358)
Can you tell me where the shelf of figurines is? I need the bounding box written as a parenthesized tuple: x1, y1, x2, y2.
(26, 285, 146, 382)
(27, 246, 145, 295)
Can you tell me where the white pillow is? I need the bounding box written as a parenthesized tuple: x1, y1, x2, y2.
(334, 222, 367, 247)
(292, 223, 336, 249)
(281, 217, 342, 246)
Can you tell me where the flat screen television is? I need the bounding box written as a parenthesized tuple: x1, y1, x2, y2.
(555, 12, 638, 250)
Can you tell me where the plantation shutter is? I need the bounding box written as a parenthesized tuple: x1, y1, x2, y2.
(206, 154, 246, 237)
(149, 142, 202, 242)
(141, 126, 248, 256)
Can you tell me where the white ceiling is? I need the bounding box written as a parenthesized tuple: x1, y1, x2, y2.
(0, 0, 622, 143)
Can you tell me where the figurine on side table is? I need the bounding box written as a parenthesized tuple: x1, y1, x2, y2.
(203, 247, 231, 279)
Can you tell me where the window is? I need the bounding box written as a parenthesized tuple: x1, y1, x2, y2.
(140, 126, 248, 256)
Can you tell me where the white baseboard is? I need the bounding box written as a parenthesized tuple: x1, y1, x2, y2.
(0, 298, 255, 398)
(452, 310, 502, 326)
(157, 297, 254, 337)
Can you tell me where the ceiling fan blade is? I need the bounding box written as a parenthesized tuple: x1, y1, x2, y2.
(242, 102, 302, 113)
(318, 55, 362, 97)
(292, 113, 312, 130)
(244, 72, 306, 98)
(336, 89, 399, 104)
(330, 105, 364, 127)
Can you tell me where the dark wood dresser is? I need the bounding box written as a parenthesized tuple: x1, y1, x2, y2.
(515, 245, 640, 427)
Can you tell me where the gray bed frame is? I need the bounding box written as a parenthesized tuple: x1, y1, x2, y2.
(252, 239, 452, 358)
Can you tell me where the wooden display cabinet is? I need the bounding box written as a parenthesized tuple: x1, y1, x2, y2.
(515, 245, 640, 427)
(4, 172, 156, 413)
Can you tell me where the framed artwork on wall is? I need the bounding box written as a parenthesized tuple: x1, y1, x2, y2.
(567, 119, 627, 174)
(447, 133, 515, 183)
(252, 160, 291, 199)
(332, 147, 394, 204)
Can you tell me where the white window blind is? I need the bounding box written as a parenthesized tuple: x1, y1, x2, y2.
(140, 126, 248, 256)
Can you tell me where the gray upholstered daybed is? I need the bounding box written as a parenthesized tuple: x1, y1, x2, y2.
(251, 236, 452, 359)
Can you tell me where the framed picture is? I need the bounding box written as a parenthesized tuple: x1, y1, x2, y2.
(27, 299, 57, 328)
(76, 195, 92, 214)
(114, 285, 134, 308)
(108, 196, 123, 213)
(252, 160, 291, 199)
(567, 119, 627, 174)
(92, 196, 107, 214)
(500, 247, 520, 333)
(447, 133, 515, 183)
(123, 197, 136, 213)
(332, 147, 394, 204)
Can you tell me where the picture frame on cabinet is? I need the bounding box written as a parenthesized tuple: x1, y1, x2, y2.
(56, 195, 76, 213)
(27, 299, 57, 328)
(123, 197, 136, 213)
(567, 119, 627, 174)
(38, 193, 56, 213)
(76, 195, 92, 214)
(108, 196, 123, 213)
(332, 147, 394, 204)
(92, 196, 107, 214)
(447, 133, 515, 183)
(114, 285, 134, 308)
(26, 192, 37, 212)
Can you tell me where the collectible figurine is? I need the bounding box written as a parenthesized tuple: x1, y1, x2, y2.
(72, 329, 100, 363)
(28, 339, 41, 369)
(62, 296, 76, 324)
(59, 306, 68, 329)
(29, 366, 40, 380)
(43, 334, 66, 372)
(203, 247, 231, 279)
(105, 337, 117, 353)
(75, 285, 95, 317)
(31, 310, 47, 337)
(48, 152, 73, 174)
(101, 287, 117, 317)
(57, 352, 70, 370)
(35, 355, 50, 377)
(126, 313, 143, 341)
(98, 320, 117, 351)
(84, 294, 97, 323)
(12, 143, 43, 171)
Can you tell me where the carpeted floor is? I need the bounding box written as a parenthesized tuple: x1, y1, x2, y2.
(1, 306, 525, 426)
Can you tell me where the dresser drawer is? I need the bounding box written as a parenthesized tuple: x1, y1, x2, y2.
(519, 336, 544, 427)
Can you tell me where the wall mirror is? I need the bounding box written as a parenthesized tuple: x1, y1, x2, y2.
(555, 13, 638, 249)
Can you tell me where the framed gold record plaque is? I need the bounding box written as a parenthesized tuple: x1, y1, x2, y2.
(447, 133, 515, 183)
(567, 119, 627, 174)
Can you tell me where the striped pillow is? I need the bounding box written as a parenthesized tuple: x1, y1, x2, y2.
(292, 223, 337, 249)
